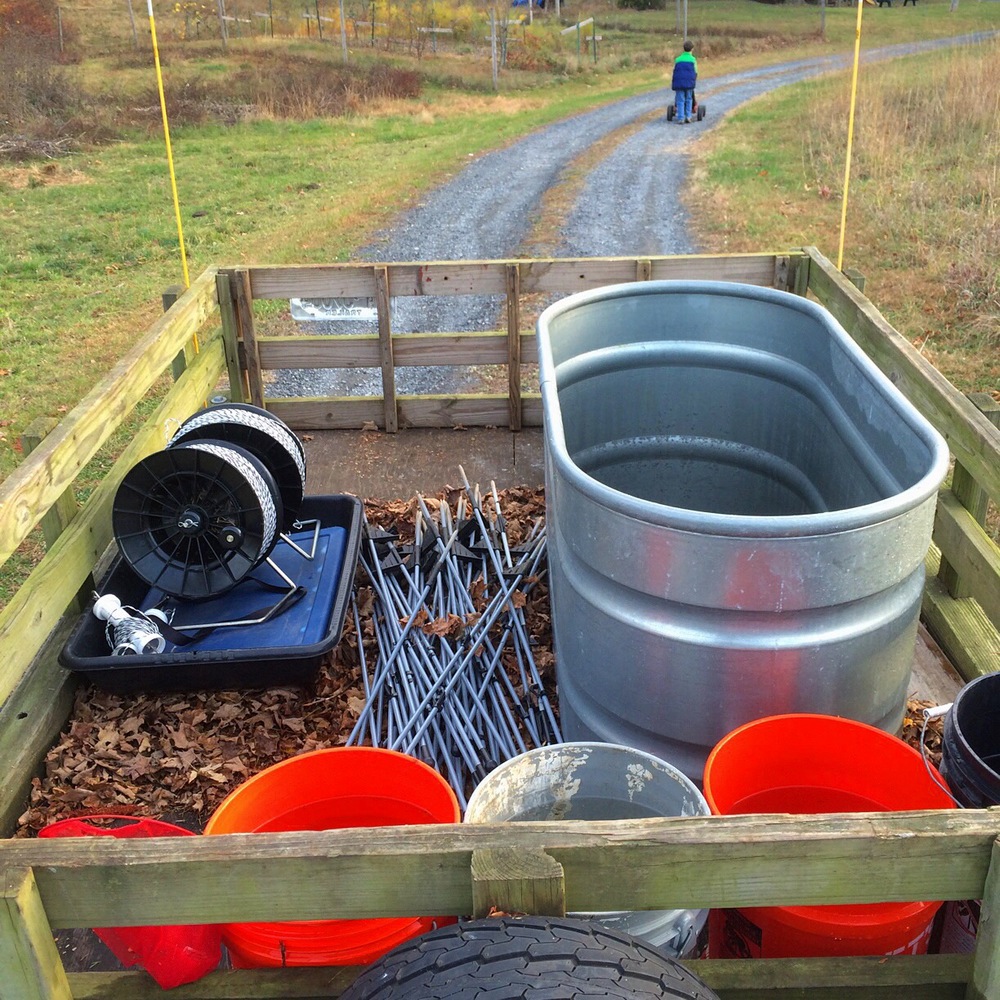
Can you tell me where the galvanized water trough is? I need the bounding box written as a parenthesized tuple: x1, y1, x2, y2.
(538, 280, 951, 779)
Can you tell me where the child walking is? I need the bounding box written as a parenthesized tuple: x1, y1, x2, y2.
(672, 40, 697, 124)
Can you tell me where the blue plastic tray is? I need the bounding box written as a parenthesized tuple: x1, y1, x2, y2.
(60, 495, 362, 692)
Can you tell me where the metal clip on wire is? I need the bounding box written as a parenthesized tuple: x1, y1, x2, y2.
(93, 594, 166, 656)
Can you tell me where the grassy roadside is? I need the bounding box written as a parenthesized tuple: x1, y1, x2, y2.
(689, 32, 1000, 396)
(2, 0, 998, 486)
(0, 82, 647, 480)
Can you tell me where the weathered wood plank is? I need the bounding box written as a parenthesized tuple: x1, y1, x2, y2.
(266, 396, 387, 429)
(0, 616, 77, 837)
(968, 838, 1000, 1000)
(941, 393, 1000, 599)
(471, 848, 565, 918)
(934, 491, 1000, 629)
(374, 265, 397, 433)
(506, 263, 522, 432)
(0, 269, 218, 568)
(923, 546, 1000, 683)
(0, 868, 72, 1000)
(0, 338, 227, 707)
(248, 261, 509, 299)
(397, 396, 543, 428)
(520, 253, 782, 293)
(255, 331, 540, 370)
(248, 263, 379, 299)
(66, 967, 362, 1000)
(215, 271, 247, 404)
(266, 395, 543, 430)
(790, 249, 811, 296)
(244, 255, 792, 301)
(1, 811, 997, 929)
(19, 419, 80, 552)
(257, 334, 381, 369)
(17, 420, 93, 616)
(805, 247, 1000, 503)
(61, 955, 974, 1000)
(773, 254, 791, 291)
(163, 284, 193, 381)
(700, 954, 970, 999)
(231, 268, 264, 408)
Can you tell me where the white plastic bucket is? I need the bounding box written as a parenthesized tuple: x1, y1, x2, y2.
(465, 743, 710, 958)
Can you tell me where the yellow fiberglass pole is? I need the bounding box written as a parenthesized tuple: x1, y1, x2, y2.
(148, 0, 191, 290)
(837, 0, 865, 272)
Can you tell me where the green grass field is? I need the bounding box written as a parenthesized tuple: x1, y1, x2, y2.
(2, 0, 998, 488)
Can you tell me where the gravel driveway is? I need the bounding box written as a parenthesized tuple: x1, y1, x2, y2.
(275, 32, 993, 397)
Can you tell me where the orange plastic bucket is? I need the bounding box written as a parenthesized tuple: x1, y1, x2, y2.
(702, 713, 954, 959)
(203, 747, 460, 967)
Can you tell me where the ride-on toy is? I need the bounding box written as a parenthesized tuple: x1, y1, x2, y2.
(667, 95, 706, 122)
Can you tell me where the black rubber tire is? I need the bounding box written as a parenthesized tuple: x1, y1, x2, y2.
(340, 915, 721, 1000)
(696, 103, 706, 121)
(666, 105, 676, 122)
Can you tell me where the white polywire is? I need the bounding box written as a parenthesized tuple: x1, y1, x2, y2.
(919, 712, 963, 808)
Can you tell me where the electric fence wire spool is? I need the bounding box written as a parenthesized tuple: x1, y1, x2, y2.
(92, 593, 167, 656)
(167, 404, 306, 529)
(111, 439, 283, 600)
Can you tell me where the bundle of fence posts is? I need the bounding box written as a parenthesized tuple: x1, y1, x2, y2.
(347, 472, 561, 806)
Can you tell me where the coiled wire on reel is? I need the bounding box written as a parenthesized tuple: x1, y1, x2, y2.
(92, 594, 166, 656)
(110, 405, 306, 601)
(168, 403, 306, 529)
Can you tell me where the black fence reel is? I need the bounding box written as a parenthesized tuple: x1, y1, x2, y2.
(102, 404, 316, 655)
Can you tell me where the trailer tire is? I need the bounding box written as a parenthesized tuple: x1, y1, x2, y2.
(339, 915, 721, 1000)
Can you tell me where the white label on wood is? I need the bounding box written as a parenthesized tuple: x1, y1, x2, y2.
(290, 297, 379, 322)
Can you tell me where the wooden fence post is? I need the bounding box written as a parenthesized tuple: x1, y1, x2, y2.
(967, 837, 1000, 1000)
(939, 393, 1000, 599)
(375, 266, 398, 432)
(163, 284, 193, 382)
(844, 267, 866, 293)
(506, 263, 522, 432)
(215, 272, 247, 404)
(18, 419, 93, 613)
(471, 848, 566, 919)
(232, 269, 265, 407)
(0, 868, 72, 1000)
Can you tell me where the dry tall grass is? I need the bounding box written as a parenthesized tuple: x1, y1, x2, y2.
(804, 40, 999, 347)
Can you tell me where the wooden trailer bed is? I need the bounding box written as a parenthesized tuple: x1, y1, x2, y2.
(1, 247, 998, 999)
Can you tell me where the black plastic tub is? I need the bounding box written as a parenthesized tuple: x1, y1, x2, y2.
(60, 495, 362, 692)
(941, 672, 1000, 809)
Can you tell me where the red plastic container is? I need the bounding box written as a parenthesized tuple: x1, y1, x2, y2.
(203, 746, 461, 967)
(702, 714, 955, 959)
(38, 816, 222, 988)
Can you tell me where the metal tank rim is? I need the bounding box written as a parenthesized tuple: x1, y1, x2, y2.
(537, 279, 950, 539)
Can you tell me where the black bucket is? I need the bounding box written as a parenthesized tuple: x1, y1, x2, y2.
(940, 672, 1000, 809)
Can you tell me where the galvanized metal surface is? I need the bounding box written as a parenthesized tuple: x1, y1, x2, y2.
(538, 281, 950, 780)
(465, 742, 710, 957)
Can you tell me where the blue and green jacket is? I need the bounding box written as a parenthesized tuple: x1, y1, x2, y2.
(672, 51, 697, 90)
